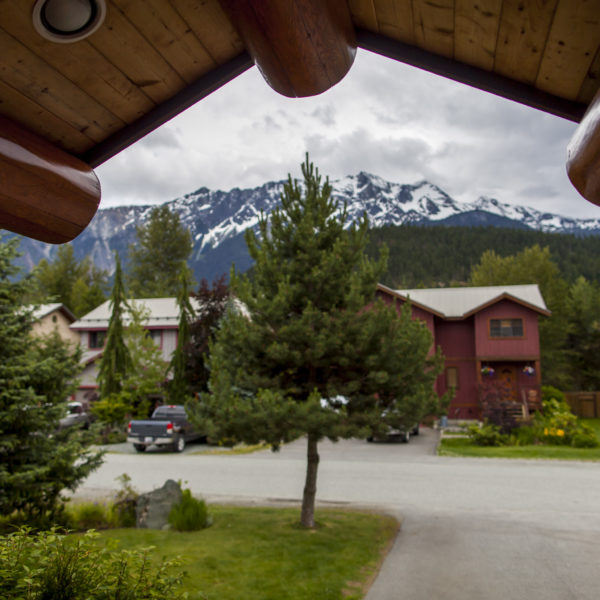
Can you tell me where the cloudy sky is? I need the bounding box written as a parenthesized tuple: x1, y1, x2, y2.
(96, 48, 600, 220)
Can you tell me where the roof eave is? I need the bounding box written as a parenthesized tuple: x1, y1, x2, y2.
(461, 292, 552, 318)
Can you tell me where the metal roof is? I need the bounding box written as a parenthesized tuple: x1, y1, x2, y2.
(390, 284, 550, 318)
(70, 297, 189, 329)
(32, 303, 76, 322)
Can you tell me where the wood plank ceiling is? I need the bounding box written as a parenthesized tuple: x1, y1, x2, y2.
(1, 0, 599, 243)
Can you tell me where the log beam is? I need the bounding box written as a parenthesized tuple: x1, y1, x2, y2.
(0, 115, 100, 244)
(567, 88, 600, 206)
(218, 0, 356, 98)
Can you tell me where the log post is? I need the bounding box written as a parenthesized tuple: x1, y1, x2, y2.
(567, 88, 600, 206)
(0, 115, 101, 244)
(218, 0, 357, 97)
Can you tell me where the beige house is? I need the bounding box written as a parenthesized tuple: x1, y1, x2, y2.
(69, 298, 188, 405)
(31, 303, 79, 346)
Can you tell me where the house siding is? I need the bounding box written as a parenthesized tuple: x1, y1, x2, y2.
(32, 309, 80, 345)
(475, 300, 540, 358)
(377, 286, 545, 419)
(435, 318, 479, 418)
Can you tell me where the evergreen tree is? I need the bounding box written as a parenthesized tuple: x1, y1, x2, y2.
(97, 253, 132, 398)
(186, 274, 230, 394)
(566, 276, 600, 390)
(190, 157, 445, 528)
(93, 302, 168, 425)
(0, 236, 103, 522)
(31, 244, 108, 316)
(167, 265, 195, 403)
(127, 205, 193, 298)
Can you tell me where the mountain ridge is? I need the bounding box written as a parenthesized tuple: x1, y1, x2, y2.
(10, 172, 600, 281)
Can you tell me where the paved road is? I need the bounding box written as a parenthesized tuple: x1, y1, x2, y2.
(77, 429, 600, 600)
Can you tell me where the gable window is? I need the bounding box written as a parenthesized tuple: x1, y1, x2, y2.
(490, 318, 523, 338)
(89, 330, 106, 349)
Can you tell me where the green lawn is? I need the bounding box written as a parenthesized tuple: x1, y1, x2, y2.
(438, 419, 600, 461)
(97, 505, 398, 600)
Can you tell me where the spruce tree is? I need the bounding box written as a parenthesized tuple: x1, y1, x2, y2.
(191, 157, 445, 527)
(0, 236, 103, 522)
(97, 253, 132, 398)
(127, 205, 193, 298)
(30, 244, 108, 316)
(168, 265, 195, 403)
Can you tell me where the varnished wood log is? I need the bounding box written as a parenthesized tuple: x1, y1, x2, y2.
(218, 0, 356, 97)
(0, 115, 100, 244)
(567, 88, 600, 206)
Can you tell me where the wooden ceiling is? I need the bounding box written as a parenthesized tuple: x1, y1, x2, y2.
(1, 0, 599, 243)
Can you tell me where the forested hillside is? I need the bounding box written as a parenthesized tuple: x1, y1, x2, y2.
(366, 225, 600, 288)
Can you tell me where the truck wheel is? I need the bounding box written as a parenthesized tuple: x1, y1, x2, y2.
(134, 444, 146, 453)
(174, 437, 186, 453)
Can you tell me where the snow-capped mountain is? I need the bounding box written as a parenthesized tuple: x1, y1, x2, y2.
(11, 172, 600, 281)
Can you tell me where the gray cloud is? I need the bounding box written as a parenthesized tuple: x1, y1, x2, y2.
(95, 48, 600, 219)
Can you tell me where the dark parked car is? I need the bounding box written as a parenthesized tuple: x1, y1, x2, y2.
(367, 423, 420, 443)
(127, 405, 204, 452)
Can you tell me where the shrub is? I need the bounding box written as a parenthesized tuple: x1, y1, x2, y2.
(168, 489, 211, 531)
(467, 422, 507, 447)
(571, 424, 600, 448)
(533, 390, 599, 448)
(69, 502, 112, 530)
(478, 381, 520, 434)
(541, 386, 571, 416)
(510, 425, 537, 446)
(0, 528, 187, 599)
(110, 473, 139, 528)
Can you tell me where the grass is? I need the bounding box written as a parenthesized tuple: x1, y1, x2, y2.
(97, 505, 398, 600)
(438, 419, 600, 461)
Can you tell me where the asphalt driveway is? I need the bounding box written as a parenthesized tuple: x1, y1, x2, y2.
(77, 428, 600, 600)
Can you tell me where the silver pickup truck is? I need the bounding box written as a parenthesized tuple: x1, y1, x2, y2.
(127, 405, 204, 453)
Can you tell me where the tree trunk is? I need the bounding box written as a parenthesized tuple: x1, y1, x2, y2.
(300, 433, 320, 528)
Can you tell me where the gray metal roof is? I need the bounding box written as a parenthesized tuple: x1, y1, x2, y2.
(70, 298, 192, 330)
(389, 284, 549, 318)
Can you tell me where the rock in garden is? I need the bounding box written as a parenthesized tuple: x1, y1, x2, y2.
(136, 479, 182, 529)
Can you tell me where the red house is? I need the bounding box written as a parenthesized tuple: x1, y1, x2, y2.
(377, 284, 551, 420)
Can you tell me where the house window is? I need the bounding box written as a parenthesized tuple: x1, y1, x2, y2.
(446, 367, 459, 389)
(89, 330, 106, 349)
(148, 329, 162, 346)
(490, 318, 523, 338)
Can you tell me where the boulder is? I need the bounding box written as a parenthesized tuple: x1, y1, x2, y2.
(136, 479, 182, 529)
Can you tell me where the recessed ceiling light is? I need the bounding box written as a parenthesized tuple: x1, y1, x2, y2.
(32, 0, 106, 43)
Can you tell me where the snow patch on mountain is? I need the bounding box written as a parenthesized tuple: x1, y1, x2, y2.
(14, 171, 600, 281)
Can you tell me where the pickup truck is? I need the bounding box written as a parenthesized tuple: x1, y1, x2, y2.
(127, 405, 204, 453)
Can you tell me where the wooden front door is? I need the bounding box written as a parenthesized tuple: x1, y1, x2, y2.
(499, 367, 517, 402)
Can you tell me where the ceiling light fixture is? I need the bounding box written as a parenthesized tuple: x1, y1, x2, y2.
(32, 0, 106, 43)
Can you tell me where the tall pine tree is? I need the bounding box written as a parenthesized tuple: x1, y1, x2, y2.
(168, 265, 195, 403)
(0, 236, 103, 522)
(97, 253, 132, 398)
(191, 157, 445, 527)
(127, 205, 193, 298)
